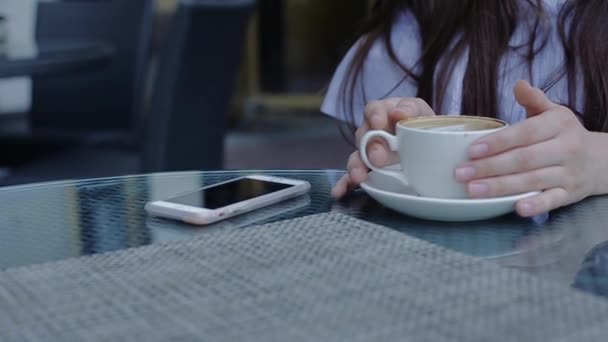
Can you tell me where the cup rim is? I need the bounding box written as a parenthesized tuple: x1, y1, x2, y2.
(397, 115, 508, 134)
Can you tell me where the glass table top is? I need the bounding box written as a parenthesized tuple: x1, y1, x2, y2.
(0, 170, 607, 299)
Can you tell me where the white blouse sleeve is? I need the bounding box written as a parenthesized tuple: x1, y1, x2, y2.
(320, 10, 422, 127)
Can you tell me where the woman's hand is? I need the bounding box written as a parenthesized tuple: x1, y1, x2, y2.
(455, 80, 598, 217)
(332, 97, 435, 198)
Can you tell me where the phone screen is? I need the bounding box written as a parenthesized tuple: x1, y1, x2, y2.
(165, 178, 294, 209)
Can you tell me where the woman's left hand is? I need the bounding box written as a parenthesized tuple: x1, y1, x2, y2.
(454, 80, 598, 217)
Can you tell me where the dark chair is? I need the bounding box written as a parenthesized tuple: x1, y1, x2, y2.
(0, 0, 255, 186)
(0, 0, 153, 167)
(142, 0, 254, 172)
(32, 0, 153, 136)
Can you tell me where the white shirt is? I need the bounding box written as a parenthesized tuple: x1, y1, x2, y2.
(321, 0, 577, 126)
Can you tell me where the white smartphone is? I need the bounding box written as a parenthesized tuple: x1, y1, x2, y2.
(144, 174, 311, 225)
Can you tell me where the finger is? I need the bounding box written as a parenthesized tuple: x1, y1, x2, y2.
(456, 140, 563, 182)
(364, 97, 436, 131)
(468, 109, 562, 159)
(355, 122, 370, 147)
(349, 142, 399, 178)
(389, 97, 436, 121)
(466, 166, 564, 199)
(364, 99, 402, 130)
(334, 151, 371, 199)
(346, 151, 369, 184)
(331, 174, 352, 199)
(356, 120, 394, 157)
(516, 187, 569, 217)
(514, 80, 559, 117)
(362, 140, 398, 169)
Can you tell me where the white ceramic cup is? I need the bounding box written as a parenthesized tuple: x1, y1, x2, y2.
(360, 115, 508, 199)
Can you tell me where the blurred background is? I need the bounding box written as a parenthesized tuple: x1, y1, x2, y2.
(0, 0, 370, 186)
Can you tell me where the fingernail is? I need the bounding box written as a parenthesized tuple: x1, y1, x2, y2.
(469, 182, 489, 197)
(455, 167, 476, 181)
(469, 143, 489, 158)
(519, 201, 536, 216)
(392, 108, 409, 116)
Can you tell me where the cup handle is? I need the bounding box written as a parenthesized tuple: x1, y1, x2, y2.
(359, 130, 409, 186)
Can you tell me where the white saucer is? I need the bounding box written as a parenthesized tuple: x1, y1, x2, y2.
(360, 166, 539, 222)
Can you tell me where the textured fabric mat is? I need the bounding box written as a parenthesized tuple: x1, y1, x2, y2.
(1, 212, 608, 341)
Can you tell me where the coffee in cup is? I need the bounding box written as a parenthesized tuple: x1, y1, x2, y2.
(401, 116, 505, 131)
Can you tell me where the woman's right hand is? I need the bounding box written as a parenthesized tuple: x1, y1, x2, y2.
(331, 97, 436, 198)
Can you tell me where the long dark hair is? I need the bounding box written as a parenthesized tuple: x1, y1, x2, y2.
(340, 0, 608, 133)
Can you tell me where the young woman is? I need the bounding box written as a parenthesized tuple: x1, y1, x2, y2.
(322, 0, 608, 218)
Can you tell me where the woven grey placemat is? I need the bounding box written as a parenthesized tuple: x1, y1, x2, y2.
(1, 213, 608, 342)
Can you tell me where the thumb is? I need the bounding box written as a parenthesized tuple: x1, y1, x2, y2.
(388, 98, 436, 124)
(514, 80, 558, 118)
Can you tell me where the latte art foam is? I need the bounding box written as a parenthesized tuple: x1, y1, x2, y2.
(400, 117, 505, 132)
